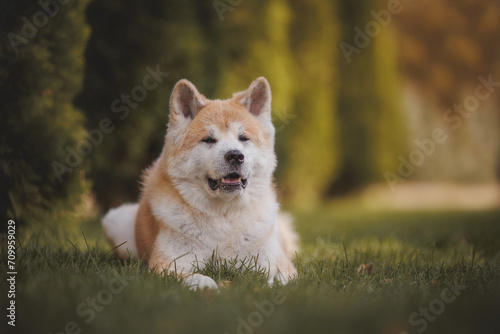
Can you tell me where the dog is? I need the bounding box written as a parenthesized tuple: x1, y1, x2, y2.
(102, 77, 298, 289)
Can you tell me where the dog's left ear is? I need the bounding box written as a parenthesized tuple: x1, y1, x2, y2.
(169, 79, 205, 122)
(233, 77, 272, 122)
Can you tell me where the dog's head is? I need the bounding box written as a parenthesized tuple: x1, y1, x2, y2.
(163, 77, 276, 207)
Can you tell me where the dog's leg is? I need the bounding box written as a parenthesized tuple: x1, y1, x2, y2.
(148, 244, 218, 290)
(267, 255, 298, 286)
(260, 238, 298, 286)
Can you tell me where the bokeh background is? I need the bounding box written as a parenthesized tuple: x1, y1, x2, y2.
(2, 0, 500, 226)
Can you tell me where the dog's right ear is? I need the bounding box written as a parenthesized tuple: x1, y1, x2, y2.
(169, 79, 205, 123)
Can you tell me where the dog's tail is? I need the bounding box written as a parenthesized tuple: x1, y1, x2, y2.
(277, 211, 300, 259)
(102, 203, 139, 260)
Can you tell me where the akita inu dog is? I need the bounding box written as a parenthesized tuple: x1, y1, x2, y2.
(102, 77, 298, 289)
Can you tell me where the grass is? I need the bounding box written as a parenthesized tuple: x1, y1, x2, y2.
(1, 206, 500, 334)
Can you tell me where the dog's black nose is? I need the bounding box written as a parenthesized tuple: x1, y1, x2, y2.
(225, 150, 244, 165)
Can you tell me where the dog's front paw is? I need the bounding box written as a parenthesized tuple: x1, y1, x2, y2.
(184, 274, 218, 290)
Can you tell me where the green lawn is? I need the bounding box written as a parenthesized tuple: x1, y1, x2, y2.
(2, 207, 500, 334)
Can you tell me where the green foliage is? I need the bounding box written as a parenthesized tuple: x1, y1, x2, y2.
(214, 0, 295, 109)
(3, 208, 499, 334)
(0, 0, 91, 227)
(333, 1, 407, 193)
(75, 0, 207, 209)
(278, 0, 340, 207)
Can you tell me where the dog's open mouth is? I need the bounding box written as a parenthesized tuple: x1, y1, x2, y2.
(208, 173, 248, 191)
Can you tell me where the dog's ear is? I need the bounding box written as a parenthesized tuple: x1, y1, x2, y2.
(233, 77, 272, 121)
(169, 79, 205, 122)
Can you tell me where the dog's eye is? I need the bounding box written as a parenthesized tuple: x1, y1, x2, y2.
(239, 135, 250, 142)
(202, 137, 217, 144)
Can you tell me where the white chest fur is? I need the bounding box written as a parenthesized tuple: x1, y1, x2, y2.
(150, 191, 279, 263)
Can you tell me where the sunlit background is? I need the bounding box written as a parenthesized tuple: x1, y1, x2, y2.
(2, 0, 500, 224)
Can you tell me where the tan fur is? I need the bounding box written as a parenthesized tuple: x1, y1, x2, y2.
(135, 159, 187, 262)
(134, 199, 158, 260)
(170, 100, 267, 157)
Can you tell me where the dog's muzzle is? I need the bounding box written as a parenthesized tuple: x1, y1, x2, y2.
(207, 172, 248, 192)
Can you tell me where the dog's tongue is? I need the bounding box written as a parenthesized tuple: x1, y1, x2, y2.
(222, 175, 241, 184)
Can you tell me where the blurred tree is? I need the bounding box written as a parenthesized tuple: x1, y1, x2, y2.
(394, 0, 500, 183)
(396, 0, 500, 108)
(0, 0, 90, 229)
(213, 0, 294, 110)
(75, 0, 206, 210)
(279, 0, 341, 207)
(330, 1, 406, 194)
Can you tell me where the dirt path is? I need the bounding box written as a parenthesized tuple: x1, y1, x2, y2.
(360, 182, 500, 210)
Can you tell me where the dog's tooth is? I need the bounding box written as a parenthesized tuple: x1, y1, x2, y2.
(222, 177, 226, 183)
